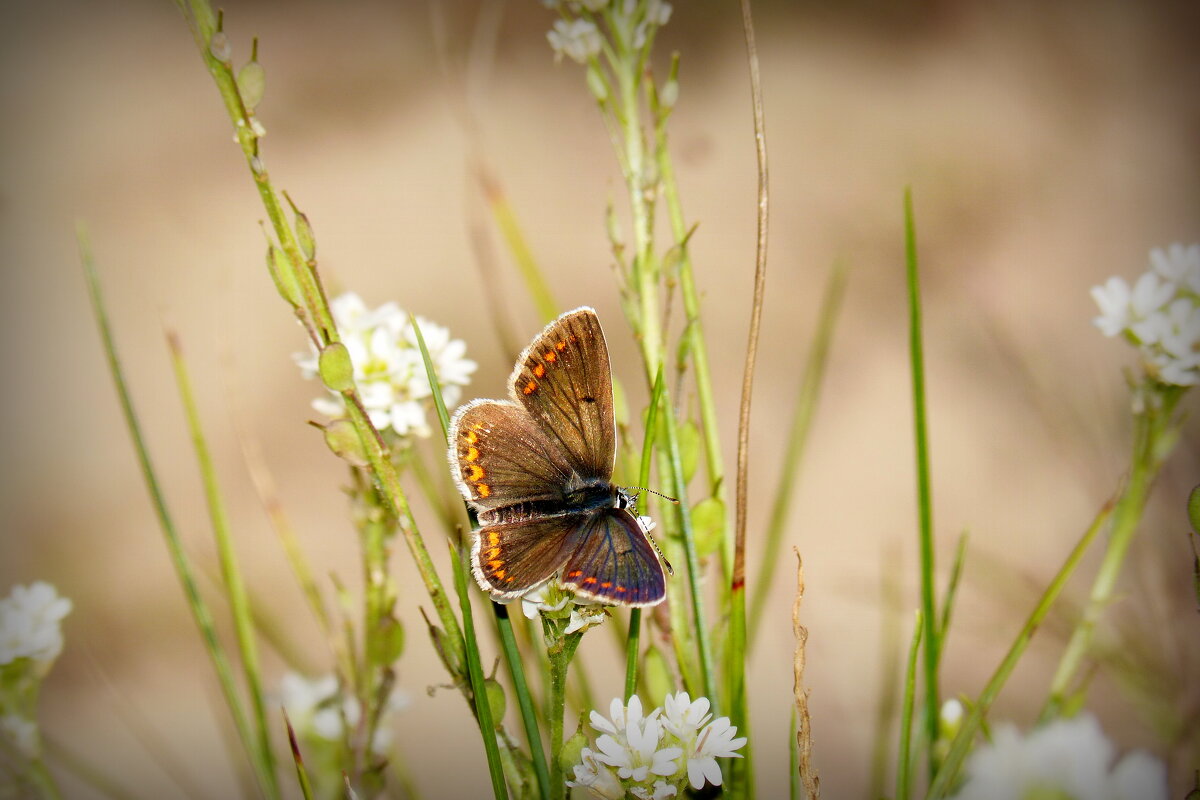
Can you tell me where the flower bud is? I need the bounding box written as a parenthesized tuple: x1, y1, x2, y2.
(209, 32, 232, 63)
(295, 211, 316, 260)
(318, 343, 355, 392)
(237, 60, 266, 111)
(483, 679, 506, 729)
(659, 77, 679, 109)
(322, 419, 368, 467)
(266, 243, 303, 307)
(559, 726, 588, 771)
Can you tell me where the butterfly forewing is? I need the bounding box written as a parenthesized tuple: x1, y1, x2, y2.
(450, 400, 575, 512)
(560, 509, 666, 606)
(472, 514, 586, 599)
(507, 308, 615, 481)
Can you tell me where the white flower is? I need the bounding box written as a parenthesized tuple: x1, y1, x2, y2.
(660, 692, 746, 789)
(279, 671, 408, 755)
(295, 292, 475, 438)
(591, 696, 681, 782)
(630, 780, 677, 799)
(1149, 242, 1200, 292)
(1091, 277, 1133, 337)
(566, 747, 625, 800)
(1, 714, 39, 759)
(949, 714, 1167, 800)
(564, 606, 607, 634)
(515, 581, 607, 633)
(547, 19, 603, 64)
(0, 582, 72, 666)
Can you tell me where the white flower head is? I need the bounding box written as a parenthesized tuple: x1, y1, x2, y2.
(295, 292, 476, 439)
(547, 19, 603, 64)
(659, 691, 745, 789)
(566, 747, 625, 800)
(1091, 244, 1200, 387)
(949, 714, 1167, 800)
(1, 714, 39, 759)
(279, 671, 407, 755)
(0, 582, 72, 667)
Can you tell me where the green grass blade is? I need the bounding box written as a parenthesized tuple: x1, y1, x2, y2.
(938, 531, 969, 644)
(483, 176, 559, 324)
(78, 227, 275, 798)
(926, 502, 1113, 798)
(904, 188, 940, 776)
(282, 711, 316, 800)
(409, 314, 452, 445)
(749, 260, 847, 647)
(626, 365, 666, 701)
(166, 332, 278, 795)
(451, 544, 509, 800)
(896, 610, 924, 800)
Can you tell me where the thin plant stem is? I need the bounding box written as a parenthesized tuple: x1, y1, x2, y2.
(166, 332, 278, 795)
(78, 229, 276, 800)
(451, 544, 508, 800)
(939, 532, 969, 642)
(792, 551, 819, 799)
(927, 501, 1114, 798)
(896, 610, 924, 800)
(749, 261, 847, 647)
(1041, 386, 1183, 720)
(282, 711, 316, 800)
(479, 170, 559, 324)
(904, 187, 940, 778)
(547, 627, 584, 800)
(728, 0, 771, 794)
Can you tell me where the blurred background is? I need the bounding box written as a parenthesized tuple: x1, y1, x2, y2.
(1, 0, 1198, 796)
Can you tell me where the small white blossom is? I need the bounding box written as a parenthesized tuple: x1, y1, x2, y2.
(1091, 244, 1200, 387)
(279, 671, 408, 755)
(547, 19, 603, 64)
(0, 582, 72, 666)
(566, 747, 625, 799)
(1, 714, 39, 759)
(295, 292, 476, 438)
(1149, 242, 1200, 292)
(949, 714, 1167, 800)
(630, 780, 677, 799)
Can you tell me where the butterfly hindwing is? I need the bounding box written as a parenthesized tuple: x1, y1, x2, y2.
(507, 307, 615, 481)
(471, 514, 588, 600)
(560, 508, 666, 607)
(449, 399, 575, 512)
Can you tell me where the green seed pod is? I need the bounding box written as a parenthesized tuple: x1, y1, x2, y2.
(483, 679, 506, 729)
(679, 419, 700, 484)
(295, 211, 316, 261)
(690, 496, 725, 559)
(266, 243, 303, 307)
(237, 60, 266, 112)
(322, 419, 368, 467)
(659, 77, 679, 110)
(559, 726, 587, 772)
(318, 343, 355, 393)
(209, 32, 232, 63)
(377, 616, 405, 664)
(641, 645, 672, 704)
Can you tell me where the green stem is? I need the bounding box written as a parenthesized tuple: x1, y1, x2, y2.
(896, 611, 923, 800)
(496, 605, 552, 800)
(79, 230, 275, 800)
(1041, 385, 1182, 720)
(904, 188, 940, 778)
(927, 502, 1113, 798)
(547, 626, 584, 800)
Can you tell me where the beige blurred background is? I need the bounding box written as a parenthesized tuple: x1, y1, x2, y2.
(2, 0, 1198, 797)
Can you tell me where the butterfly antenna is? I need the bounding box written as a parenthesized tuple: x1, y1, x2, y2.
(625, 486, 681, 505)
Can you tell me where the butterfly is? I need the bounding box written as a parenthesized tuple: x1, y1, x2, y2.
(448, 307, 667, 607)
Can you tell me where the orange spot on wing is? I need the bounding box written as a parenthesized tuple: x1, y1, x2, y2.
(544, 350, 557, 363)
(523, 380, 538, 395)
(583, 577, 597, 585)
(532, 363, 546, 378)
(555, 340, 567, 351)
(466, 446, 479, 462)
(567, 570, 582, 578)
(488, 560, 503, 569)
(466, 464, 484, 482)
(615, 586, 626, 593)
(493, 569, 505, 579)
(600, 582, 612, 589)
(465, 430, 478, 444)
(488, 548, 500, 559)
(477, 483, 491, 498)
(488, 531, 499, 545)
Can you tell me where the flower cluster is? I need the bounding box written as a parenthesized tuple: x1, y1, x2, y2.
(518, 581, 608, 635)
(0, 582, 72, 670)
(1091, 243, 1200, 386)
(949, 714, 1167, 800)
(295, 292, 476, 439)
(1, 582, 72, 762)
(567, 693, 746, 799)
(544, 0, 674, 65)
(279, 671, 408, 757)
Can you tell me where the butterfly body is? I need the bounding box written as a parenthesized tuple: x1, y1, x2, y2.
(448, 308, 666, 607)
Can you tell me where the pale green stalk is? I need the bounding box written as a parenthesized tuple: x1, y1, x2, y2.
(927, 502, 1114, 798)
(481, 174, 559, 324)
(896, 611, 924, 800)
(904, 188, 940, 777)
(79, 230, 275, 799)
(546, 627, 584, 800)
(174, 0, 466, 678)
(1041, 384, 1185, 720)
(282, 711, 316, 800)
(167, 333, 278, 796)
